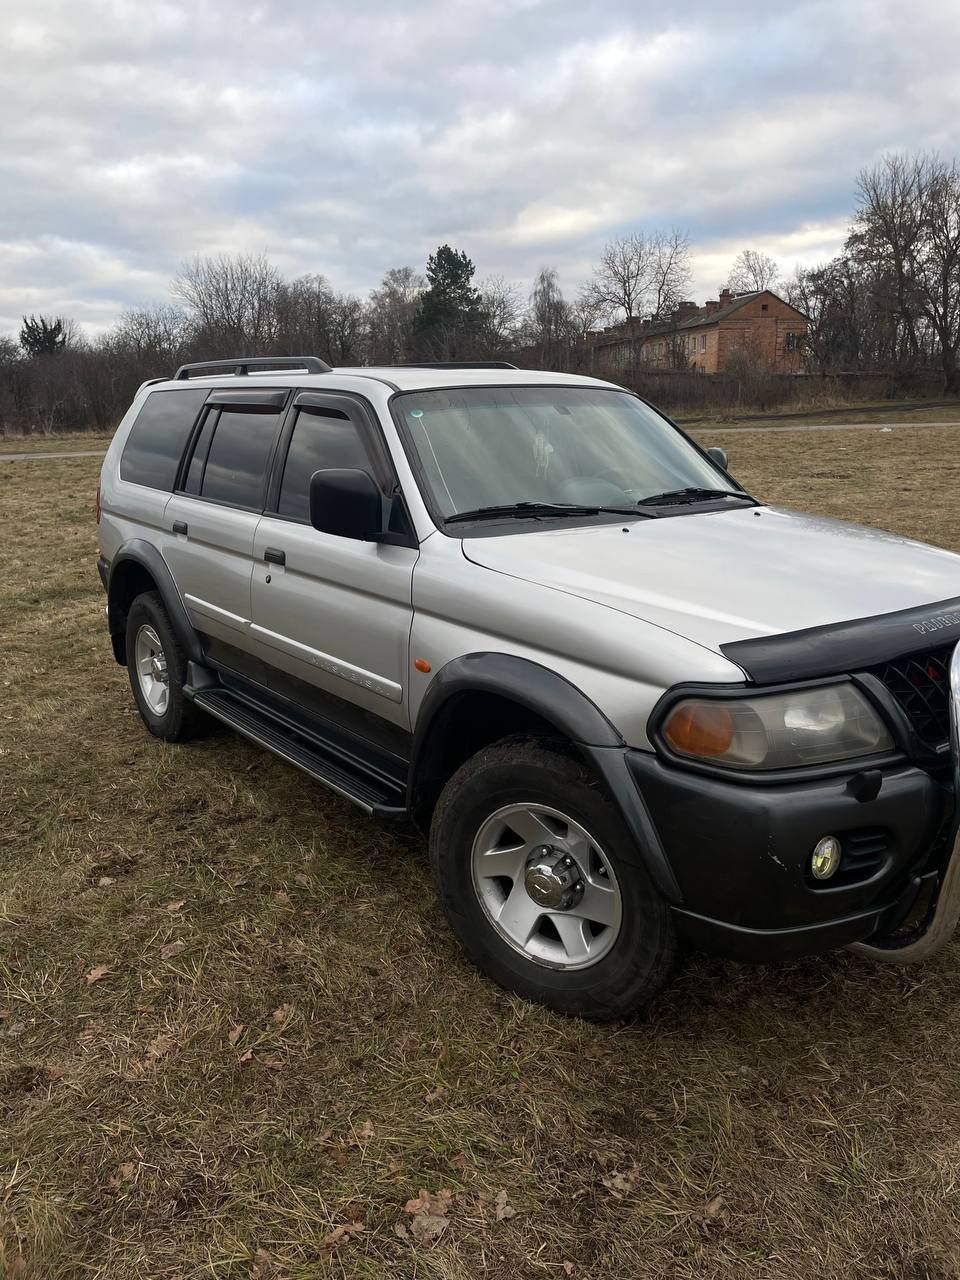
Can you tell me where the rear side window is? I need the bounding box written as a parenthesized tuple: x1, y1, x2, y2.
(277, 407, 372, 520)
(199, 407, 282, 509)
(119, 388, 208, 490)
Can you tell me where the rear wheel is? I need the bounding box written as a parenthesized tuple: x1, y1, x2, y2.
(125, 591, 205, 742)
(429, 740, 677, 1019)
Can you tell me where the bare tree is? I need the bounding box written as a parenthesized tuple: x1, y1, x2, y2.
(582, 230, 691, 324)
(273, 275, 367, 365)
(649, 230, 692, 320)
(727, 249, 780, 293)
(851, 152, 960, 390)
(478, 276, 525, 353)
(528, 267, 571, 347)
(367, 266, 424, 363)
(172, 253, 282, 354)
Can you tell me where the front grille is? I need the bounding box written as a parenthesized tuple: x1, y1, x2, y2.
(870, 648, 951, 747)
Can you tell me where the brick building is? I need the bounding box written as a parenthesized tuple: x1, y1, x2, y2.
(591, 288, 808, 375)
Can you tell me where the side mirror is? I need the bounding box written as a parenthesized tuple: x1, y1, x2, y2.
(309, 468, 384, 540)
(707, 445, 729, 471)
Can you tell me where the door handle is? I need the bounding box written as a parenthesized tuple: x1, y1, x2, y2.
(263, 547, 286, 566)
(172, 520, 188, 535)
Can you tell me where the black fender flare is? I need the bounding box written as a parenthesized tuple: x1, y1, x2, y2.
(107, 540, 203, 665)
(409, 653, 683, 904)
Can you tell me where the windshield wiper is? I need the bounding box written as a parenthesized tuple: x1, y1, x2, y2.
(444, 501, 652, 524)
(637, 486, 756, 507)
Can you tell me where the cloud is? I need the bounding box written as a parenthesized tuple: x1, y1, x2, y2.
(0, 0, 958, 335)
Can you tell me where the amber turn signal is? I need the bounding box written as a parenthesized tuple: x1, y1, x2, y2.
(414, 657, 432, 673)
(663, 701, 735, 758)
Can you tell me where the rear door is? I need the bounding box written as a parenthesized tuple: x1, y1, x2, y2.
(249, 391, 418, 730)
(163, 388, 287, 676)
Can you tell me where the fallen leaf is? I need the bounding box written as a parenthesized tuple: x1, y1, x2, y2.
(407, 1189, 453, 1240)
(350, 1118, 375, 1145)
(702, 1192, 728, 1229)
(228, 1023, 245, 1046)
(319, 1221, 364, 1251)
(494, 1189, 517, 1221)
(425, 1084, 446, 1104)
(563, 1264, 576, 1276)
(163, 899, 186, 913)
(601, 1166, 639, 1198)
(239, 1048, 254, 1064)
(84, 964, 111, 985)
(270, 1003, 293, 1025)
(109, 1160, 137, 1187)
(97, 876, 115, 887)
(449, 1152, 470, 1170)
(145, 1035, 173, 1064)
(410, 1212, 447, 1242)
(261, 1058, 283, 1071)
(294, 872, 310, 886)
(8, 1257, 26, 1278)
(160, 939, 187, 961)
(250, 1247, 274, 1278)
(394, 1221, 409, 1239)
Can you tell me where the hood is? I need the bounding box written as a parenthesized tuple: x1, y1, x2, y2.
(462, 505, 960, 654)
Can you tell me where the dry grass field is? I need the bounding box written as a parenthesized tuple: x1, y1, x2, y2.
(5, 426, 960, 1278)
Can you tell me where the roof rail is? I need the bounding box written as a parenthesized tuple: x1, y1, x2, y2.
(388, 361, 519, 370)
(173, 356, 332, 380)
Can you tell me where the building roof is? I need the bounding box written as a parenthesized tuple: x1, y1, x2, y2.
(593, 289, 808, 347)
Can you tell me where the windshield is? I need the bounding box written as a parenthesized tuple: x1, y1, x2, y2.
(394, 386, 737, 521)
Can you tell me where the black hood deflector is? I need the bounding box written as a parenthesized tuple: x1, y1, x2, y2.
(721, 596, 960, 684)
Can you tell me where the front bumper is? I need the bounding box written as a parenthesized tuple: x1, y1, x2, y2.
(627, 750, 947, 961)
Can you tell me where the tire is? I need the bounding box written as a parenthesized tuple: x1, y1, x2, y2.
(429, 739, 678, 1020)
(125, 591, 205, 742)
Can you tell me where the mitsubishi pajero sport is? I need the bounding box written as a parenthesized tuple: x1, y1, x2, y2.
(96, 356, 960, 1018)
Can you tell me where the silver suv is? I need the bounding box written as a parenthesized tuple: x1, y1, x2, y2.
(97, 355, 960, 1018)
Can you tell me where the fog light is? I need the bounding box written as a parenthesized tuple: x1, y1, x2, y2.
(811, 836, 842, 880)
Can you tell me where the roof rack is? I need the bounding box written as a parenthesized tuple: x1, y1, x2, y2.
(173, 356, 332, 380)
(387, 361, 519, 370)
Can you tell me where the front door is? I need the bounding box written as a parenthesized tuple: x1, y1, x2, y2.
(249, 394, 418, 730)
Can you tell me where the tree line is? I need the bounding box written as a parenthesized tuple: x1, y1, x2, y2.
(2, 149, 958, 433)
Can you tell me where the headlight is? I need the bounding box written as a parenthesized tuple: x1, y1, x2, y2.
(660, 684, 893, 770)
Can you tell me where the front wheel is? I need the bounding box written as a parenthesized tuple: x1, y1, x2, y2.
(429, 740, 678, 1020)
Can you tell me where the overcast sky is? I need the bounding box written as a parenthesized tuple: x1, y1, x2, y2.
(2, 0, 959, 338)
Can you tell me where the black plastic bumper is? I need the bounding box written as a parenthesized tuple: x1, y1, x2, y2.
(627, 750, 946, 961)
(97, 554, 109, 591)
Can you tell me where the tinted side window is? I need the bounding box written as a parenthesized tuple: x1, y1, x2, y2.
(277, 407, 372, 520)
(200, 407, 281, 509)
(119, 388, 208, 490)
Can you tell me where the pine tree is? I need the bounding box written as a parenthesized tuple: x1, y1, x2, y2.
(20, 314, 69, 356)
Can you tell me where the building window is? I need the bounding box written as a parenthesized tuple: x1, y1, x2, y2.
(784, 331, 798, 352)
(699, 334, 707, 353)
(761, 303, 769, 312)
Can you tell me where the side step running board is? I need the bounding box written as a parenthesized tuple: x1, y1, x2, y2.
(187, 685, 407, 818)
